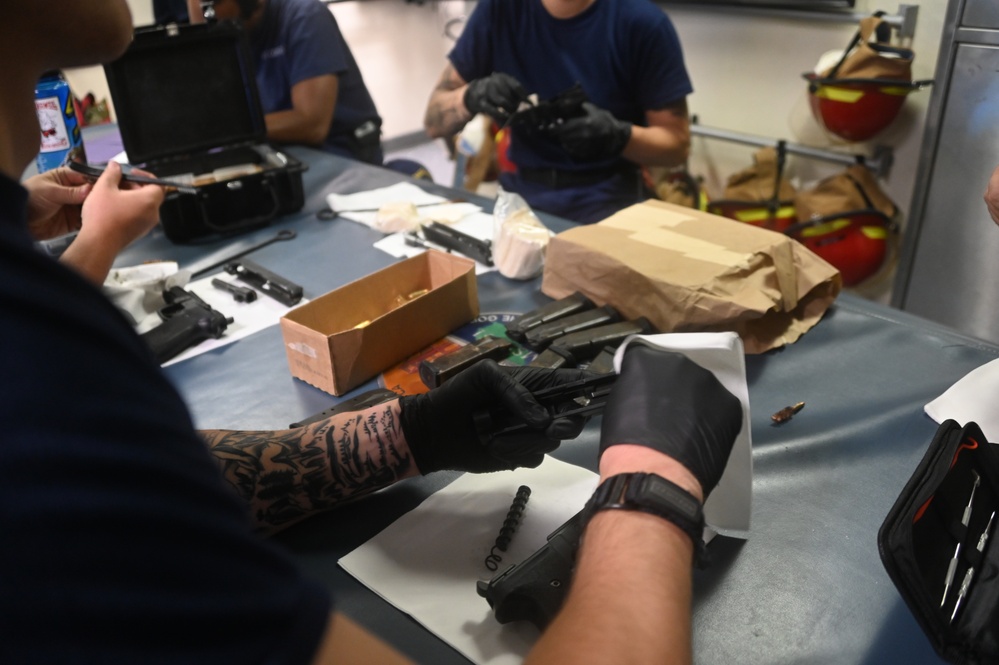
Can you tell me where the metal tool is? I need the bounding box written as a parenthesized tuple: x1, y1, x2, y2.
(190, 229, 297, 278)
(316, 200, 462, 221)
(941, 471, 980, 607)
(950, 509, 995, 623)
(68, 160, 200, 194)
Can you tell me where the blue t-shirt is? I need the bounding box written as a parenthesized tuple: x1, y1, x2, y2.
(251, 0, 383, 162)
(0, 174, 331, 663)
(449, 0, 693, 223)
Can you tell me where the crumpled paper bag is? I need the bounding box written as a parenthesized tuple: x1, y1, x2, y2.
(540, 200, 842, 354)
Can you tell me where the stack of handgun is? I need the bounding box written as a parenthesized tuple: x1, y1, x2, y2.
(418, 292, 655, 389)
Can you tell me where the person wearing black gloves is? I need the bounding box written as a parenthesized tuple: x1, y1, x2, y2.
(203, 360, 593, 533)
(0, 11, 594, 664)
(424, 0, 693, 224)
(527, 341, 743, 664)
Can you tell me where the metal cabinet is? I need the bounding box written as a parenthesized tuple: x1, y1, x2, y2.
(963, 0, 999, 28)
(893, 0, 999, 344)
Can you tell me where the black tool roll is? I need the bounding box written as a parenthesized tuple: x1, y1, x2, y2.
(879, 419, 999, 664)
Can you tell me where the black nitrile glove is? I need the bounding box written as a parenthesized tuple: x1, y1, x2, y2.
(400, 360, 593, 473)
(463, 73, 529, 125)
(599, 343, 742, 498)
(550, 102, 632, 161)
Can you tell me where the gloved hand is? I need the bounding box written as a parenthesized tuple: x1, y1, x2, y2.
(463, 73, 529, 125)
(599, 343, 742, 498)
(550, 102, 632, 161)
(400, 360, 593, 473)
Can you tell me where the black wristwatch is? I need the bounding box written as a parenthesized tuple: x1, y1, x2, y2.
(584, 472, 706, 564)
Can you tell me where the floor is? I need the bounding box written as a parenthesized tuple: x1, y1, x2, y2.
(384, 135, 457, 189)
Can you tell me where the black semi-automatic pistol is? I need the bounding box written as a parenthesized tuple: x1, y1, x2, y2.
(476, 508, 587, 630)
(140, 286, 233, 363)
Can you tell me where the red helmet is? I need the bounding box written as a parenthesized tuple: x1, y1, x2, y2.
(784, 210, 894, 286)
(805, 73, 930, 142)
(708, 200, 796, 233)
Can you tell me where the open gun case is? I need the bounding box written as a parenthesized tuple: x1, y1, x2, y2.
(103, 20, 306, 243)
(879, 419, 999, 664)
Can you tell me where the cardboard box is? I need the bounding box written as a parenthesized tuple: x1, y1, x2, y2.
(541, 200, 842, 354)
(281, 250, 478, 396)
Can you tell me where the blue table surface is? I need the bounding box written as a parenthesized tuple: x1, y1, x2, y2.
(113, 145, 998, 664)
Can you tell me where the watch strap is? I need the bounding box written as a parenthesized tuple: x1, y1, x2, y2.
(584, 472, 706, 564)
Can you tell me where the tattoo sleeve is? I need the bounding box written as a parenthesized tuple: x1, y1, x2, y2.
(424, 65, 473, 139)
(200, 402, 416, 533)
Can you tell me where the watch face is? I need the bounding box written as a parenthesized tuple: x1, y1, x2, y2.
(637, 474, 702, 523)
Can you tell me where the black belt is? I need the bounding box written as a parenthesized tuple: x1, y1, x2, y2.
(516, 166, 636, 189)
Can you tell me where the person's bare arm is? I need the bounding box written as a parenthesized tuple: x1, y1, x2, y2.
(985, 164, 999, 226)
(424, 62, 474, 139)
(310, 612, 414, 665)
(621, 99, 690, 168)
(265, 74, 338, 147)
(200, 400, 419, 535)
(525, 446, 700, 665)
(186, 0, 205, 23)
(58, 162, 165, 285)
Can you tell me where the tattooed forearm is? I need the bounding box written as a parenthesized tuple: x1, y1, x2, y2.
(424, 65, 472, 138)
(200, 401, 417, 533)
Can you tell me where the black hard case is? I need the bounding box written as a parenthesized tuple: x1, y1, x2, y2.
(879, 420, 999, 664)
(103, 21, 306, 243)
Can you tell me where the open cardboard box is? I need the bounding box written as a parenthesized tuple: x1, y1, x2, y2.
(281, 250, 478, 396)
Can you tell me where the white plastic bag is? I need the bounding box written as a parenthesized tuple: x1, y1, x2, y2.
(492, 187, 552, 280)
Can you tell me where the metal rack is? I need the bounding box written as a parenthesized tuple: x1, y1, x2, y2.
(690, 122, 894, 178)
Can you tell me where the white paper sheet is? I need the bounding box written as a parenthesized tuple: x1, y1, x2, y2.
(161, 274, 307, 367)
(326, 182, 481, 229)
(925, 357, 999, 441)
(338, 332, 753, 664)
(339, 457, 598, 665)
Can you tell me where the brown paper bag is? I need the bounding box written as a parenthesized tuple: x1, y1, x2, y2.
(821, 15, 912, 82)
(794, 164, 898, 221)
(541, 200, 842, 354)
(723, 147, 797, 202)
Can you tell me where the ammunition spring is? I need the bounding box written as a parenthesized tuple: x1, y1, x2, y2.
(484, 485, 531, 572)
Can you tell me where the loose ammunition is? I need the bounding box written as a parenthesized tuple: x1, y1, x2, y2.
(771, 402, 805, 424)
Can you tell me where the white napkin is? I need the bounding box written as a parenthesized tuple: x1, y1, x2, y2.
(925, 358, 999, 441)
(614, 332, 753, 538)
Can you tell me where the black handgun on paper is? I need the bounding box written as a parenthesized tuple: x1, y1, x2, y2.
(140, 286, 232, 363)
(477, 508, 587, 630)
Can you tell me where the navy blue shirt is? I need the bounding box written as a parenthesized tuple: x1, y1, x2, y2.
(0, 174, 330, 663)
(251, 0, 383, 162)
(450, 0, 693, 223)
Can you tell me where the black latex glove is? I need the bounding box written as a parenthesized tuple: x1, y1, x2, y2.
(400, 360, 593, 473)
(549, 102, 632, 161)
(599, 342, 742, 498)
(463, 73, 529, 125)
